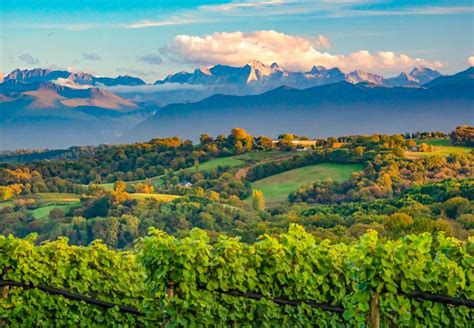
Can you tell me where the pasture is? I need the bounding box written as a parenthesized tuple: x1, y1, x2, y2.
(406, 139, 472, 159)
(251, 163, 363, 206)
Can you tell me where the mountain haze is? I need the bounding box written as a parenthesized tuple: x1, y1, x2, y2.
(135, 67, 473, 141)
(0, 65, 471, 149)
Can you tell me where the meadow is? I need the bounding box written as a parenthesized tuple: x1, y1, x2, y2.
(251, 162, 363, 206)
(405, 138, 472, 159)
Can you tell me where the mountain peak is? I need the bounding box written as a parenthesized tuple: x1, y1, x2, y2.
(247, 59, 266, 67)
(245, 59, 282, 83)
(270, 62, 280, 70)
(309, 66, 326, 74)
(409, 66, 442, 84)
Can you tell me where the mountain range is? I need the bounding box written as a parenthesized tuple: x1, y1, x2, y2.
(2, 62, 443, 107)
(155, 60, 441, 90)
(0, 64, 472, 150)
(135, 67, 473, 141)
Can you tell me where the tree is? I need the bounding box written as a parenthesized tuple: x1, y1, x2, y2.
(197, 212, 215, 230)
(49, 208, 65, 220)
(234, 140, 244, 154)
(354, 146, 365, 157)
(0, 186, 14, 201)
(385, 213, 413, 234)
(443, 197, 469, 219)
(231, 127, 249, 140)
(406, 139, 417, 148)
(252, 190, 265, 211)
(418, 143, 431, 152)
(199, 134, 213, 145)
(111, 181, 129, 204)
(450, 126, 474, 146)
(257, 136, 274, 150)
(135, 183, 154, 194)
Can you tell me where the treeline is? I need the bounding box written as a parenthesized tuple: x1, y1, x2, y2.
(294, 178, 473, 240)
(2, 178, 472, 246)
(0, 128, 271, 197)
(450, 125, 474, 147)
(0, 145, 97, 163)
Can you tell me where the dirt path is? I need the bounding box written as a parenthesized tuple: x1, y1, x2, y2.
(235, 167, 250, 180)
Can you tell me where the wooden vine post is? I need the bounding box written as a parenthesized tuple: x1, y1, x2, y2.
(368, 292, 380, 328)
(163, 281, 175, 327)
(0, 286, 8, 327)
(0, 270, 10, 327)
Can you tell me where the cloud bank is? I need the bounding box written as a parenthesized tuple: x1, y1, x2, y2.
(161, 30, 444, 74)
(468, 56, 474, 66)
(105, 83, 207, 94)
(52, 78, 94, 89)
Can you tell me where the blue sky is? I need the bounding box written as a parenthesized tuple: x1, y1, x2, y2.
(1, 0, 473, 81)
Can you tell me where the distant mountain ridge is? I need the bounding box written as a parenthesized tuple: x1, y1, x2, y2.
(0, 80, 138, 111)
(2, 63, 444, 107)
(0, 65, 472, 150)
(134, 66, 473, 141)
(4, 68, 146, 87)
(154, 60, 442, 90)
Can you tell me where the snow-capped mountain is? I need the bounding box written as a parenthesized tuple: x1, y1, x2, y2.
(154, 60, 440, 92)
(384, 66, 442, 87)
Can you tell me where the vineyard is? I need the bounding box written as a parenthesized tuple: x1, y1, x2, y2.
(1, 225, 472, 327)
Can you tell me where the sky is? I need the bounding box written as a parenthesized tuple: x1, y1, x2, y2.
(1, 0, 473, 82)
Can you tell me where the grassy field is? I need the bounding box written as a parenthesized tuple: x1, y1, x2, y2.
(129, 193, 180, 202)
(37, 193, 81, 203)
(29, 192, 177, 219)
(37, 191, 178, 203)
(194, 157, 244, 172)
(96, 175, 166, 191)
(415, 138, 452, 147)
(31, 203, 79, 219)
(406, 139, 472, 159)
(0, 201, 14, 209)
(234, 151, 300, 162)
(96, 157, 245, 190)
(251, 163, 363, 206)
(92, 151, 304, 190)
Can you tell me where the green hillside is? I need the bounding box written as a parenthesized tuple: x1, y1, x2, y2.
(252, 163, 363, 206)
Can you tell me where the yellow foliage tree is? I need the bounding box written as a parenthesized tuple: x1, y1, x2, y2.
(252, 190, 265, 211)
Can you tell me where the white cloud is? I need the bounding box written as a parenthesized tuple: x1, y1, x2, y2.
(82, 53, 101, 61)
(201, 0, 284, 12)
(52, 78, 94, 89)
(468, 56, 474, 66)
(161, 30, 443, 74)
(126, 18, 202, 29)
(105, 83, 207, 94)
(18, 54, 40, 65)
(137, 54, 163, 65)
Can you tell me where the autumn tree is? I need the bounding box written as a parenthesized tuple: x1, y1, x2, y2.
(252, 190, 265, 211)
(385, 213, 413, 235)
(111, 181, 129, 204)
(0, 187, 14, 201)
